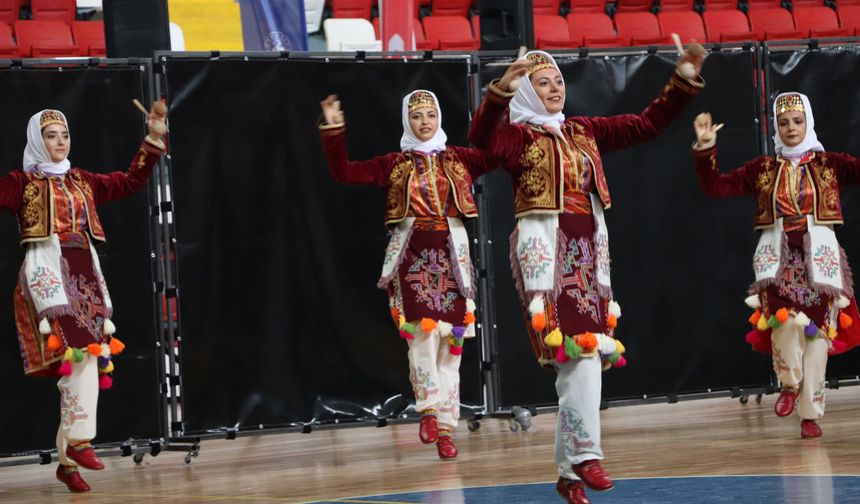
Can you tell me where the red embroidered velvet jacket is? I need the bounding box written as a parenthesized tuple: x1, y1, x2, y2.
(319, 124, 491, 226)
(468, 71, 703, 217)
(0, 139, 164, 244)
(693, 147, 860, 229)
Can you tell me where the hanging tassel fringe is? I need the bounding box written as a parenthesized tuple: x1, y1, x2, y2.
(109, 337, 126, 355)
(98, 374, 113, 389)
(39, 318, 52, 335)
(744, 294, 761, 309)
(544, 328, 563, 348)
(103, 318, 116, 336)
(58, 361, 72, 376)
(46, 334, 61, 352)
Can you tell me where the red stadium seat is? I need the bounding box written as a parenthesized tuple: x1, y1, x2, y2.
(0, 21, 17, 57)
(702, 10, 752, 41)
(568, 12, 624, 46)
(534, 0, 563, 15)
(792, 7, 848, 36)
(703, 0, 739, 10)
(615, 12, 666, 44)
(331, 0, 372, 19)
(746, 0, 781, 8)
(432, 0, 471, 17)
(720, 30, 761, 41)
(422, 15, 476, 50)
(659, 0, 696, 12)
(0, 0, 19, 26)
(657, 11, 706, 42)
(747, 8, 801, 38)
(30, 0, 75, 24)
(568, 0, 607, 12)
(534, 14, 576, 47)
(72, 21, 106, 56)
(837, 5, 860, 34)
(616, 0, 655, 12)
(15, 20, 77, 57)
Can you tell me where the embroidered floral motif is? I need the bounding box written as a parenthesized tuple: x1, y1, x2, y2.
(778, 249, 821, 307)
(753, 244, 779, 274)
(812, 244, 840, 279)
(28, 266, 62, 300)
(559, 408, 594, 455)
(518, 236, 553, 280)
(405, 249, 458, 313)
(59, 385, 88, 427)
(772, 347, 791, 375)
(383, 230, 406, 266)
(68, 273, 106, 339)
(812, 380, 826, 405)
(456, 242, 471, 278)
(439, 387, 460, 419)
(409, 365, 438, 402)
(594, 232, 610, 277)
(561, 237, 601, 324)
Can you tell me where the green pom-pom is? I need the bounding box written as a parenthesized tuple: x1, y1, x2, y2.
(767, 315, 779, 328)
(563, 335, 582, 359)
(401, 322, 416, 334)
(72, 348, 84, 363)
(605, 352, 621, 365)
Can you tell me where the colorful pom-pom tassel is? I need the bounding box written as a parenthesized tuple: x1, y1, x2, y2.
(607, 314, 618, 329)
(87, 343, 102, 356)
(108, 337, 125, 355)
(100, 361, 115, 374)
(748, 309, 762, 326)
(63, 347, 74, 361)
(97, 356, 110, 367)
(794, 311, 811, 328)
(398, 315, 406, 328)
(564, 335, 582, 360)
(437, 321, 454, 336)
(466, 299, 477, 312)
(745, 331, 762, 345)
(544, 328, 563, 348)
(103, 318, 116, 336)
(605, 352, 621, 365)
(463, 312, 476, 325)
(46, 334, 61, 352)
(420, 318, 437, 333)
(775, 307, 790, 324)
(532, 312, 546, 332)
(391, 307, 399, 323)
(827, 326, 838, 340)
(555, 343, 570, 364)
(529, 296, 545, 316)
(837, 295, 850, 309)
(72, 348, 84, 362)
(39, 318, 52, 335)
(58, 360, 72, 376)
(449, 345, 464, 356)
(401, 322, 416, 334)
(576, 332, 598, 353)
(613, 355, 628, 368)
(756, 314, 770, 331)
(98, 374, 113, 389)
(608, 300, 621, 318)
(832, 339, 848, 353)
(399, 330, 414, 340)
(744, 294, 761, 309)
(452, 326, 466, 338)
(805, 321, 819, 338)
(767, 314, 779, 329)
(615, 340, 626, 354)
(839, 311, 853, 329)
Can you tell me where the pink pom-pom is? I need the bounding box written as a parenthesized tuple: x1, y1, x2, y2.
(98, 374, 113, 389)
(58, 361, 72, 376)
(399, 330, 414, 340)
(613, 355, 628, 368)
(831, 339, 848, 353)
(555, 344, 569, 364)
(745, 331, 762, 345)
(449, 345, 463, 356)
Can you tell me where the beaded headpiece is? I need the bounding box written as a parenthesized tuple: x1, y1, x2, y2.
(39, 110, 66, 129)
(776, 94, 804, 115)
(526, 52, 556, 76)
(407, 91, 437, 113)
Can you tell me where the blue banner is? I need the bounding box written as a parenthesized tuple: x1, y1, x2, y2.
(239, 0, 308, 51)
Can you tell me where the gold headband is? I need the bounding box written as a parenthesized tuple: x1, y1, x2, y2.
(39, 110, 66, 129)
(776, 94, 804, 115)
(526, 52, 556, 76)
(408, 91, 436, 113)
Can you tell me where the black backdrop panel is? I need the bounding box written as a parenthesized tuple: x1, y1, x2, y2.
(767, 47, 860, 380)
(0, 66, 161, 456)
(163, 57, 482, 432)
(480, 50, 772, 407)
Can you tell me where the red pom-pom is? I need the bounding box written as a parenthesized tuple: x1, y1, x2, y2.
(748, 309, 762, 326)
(58, 361, 72, 376)
(399, 330, 414, 340)
(775, 307, 790, 324)
(98, 374, 113, 389)
(745, 331, 763, 345)
(613, 355, 628, 368)
(555, 344, 569, 364)
(607, 314, 618, 329)
(839, 311, 854, 329)
(449, 345, 463, 356)
(463, 312, 476, 325)
(531, 312, 546, 332)
(46, 334, 61, 352)
(109, 337, 125, 355)
(87, 343, 102, 356)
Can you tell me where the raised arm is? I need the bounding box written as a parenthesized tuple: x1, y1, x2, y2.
(0, 171, 25, 212)
(691, 113, 755, 198)
(451, 146, 494, 180)
(830, 152, 860, 187)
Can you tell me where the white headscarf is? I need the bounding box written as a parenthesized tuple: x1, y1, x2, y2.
(400, 89, 448, 154)
(23, 109, 71, 175)
(773, 92, 824, 158)
(509, 50, 566, 137)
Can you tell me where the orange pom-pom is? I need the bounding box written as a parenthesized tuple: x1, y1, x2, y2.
(748, 309, 762, 326)
(839, 311, 854, 329)
(607, 314, 618, 329)
(109, 337, 126, 355)
(532, 312, 546, 332)
(775, 307, 790, 324)
(463, 312, 476, 325)
(576, 332, 598, 353)
(87, 343, 102, 356)
(46, 334, 61, 352)
(390, 307, 399, 323)
(420, 318, 437, 333)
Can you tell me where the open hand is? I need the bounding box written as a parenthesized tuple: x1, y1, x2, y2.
(147, 100, 167, 139)
(320, 94, 344, 126)
(693, 112, 723, 148)
(498, 59, 533, 92)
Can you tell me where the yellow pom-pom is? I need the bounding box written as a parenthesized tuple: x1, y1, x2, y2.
(839, 311, 853, 329)
(398, 315, 406, 328)
(420, 318, 437, 333)
(464, 312, 476, 325)
(544, 328, 563, 348)
(756, 314, 769, 331)
(104, 361, 115, 373)
(827, 326, 838, 340)
(748, 309, 762, 326)
(63, 347, 74, 361)
(531, 312, 546, 332)
(775, 307, 790, 324)
(615, 340, 626, 354)
(46, 334, 61, 352)
(108, 337, 126, 355)
(87, 343, 102, 356)
(607, 314, 618, 329)
(577, 332, 598, 353)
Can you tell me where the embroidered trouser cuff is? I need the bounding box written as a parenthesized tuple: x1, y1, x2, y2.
(407, 328, 462, 430)
(772, 323, 828, 420)
(57, 354, 99, 466)
(555, 356, 603, 480)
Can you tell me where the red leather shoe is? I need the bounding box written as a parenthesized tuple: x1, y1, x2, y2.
(801, 420, 822, 439)
(556, 477, 591, 504)
(572, 460, 614, 491)
(419, 414, 438, 444)
(436, 436, 458, 459)
(65, 444, 105, 470)
(56, 465, 91, 493)
(774, 388, 798, 417)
